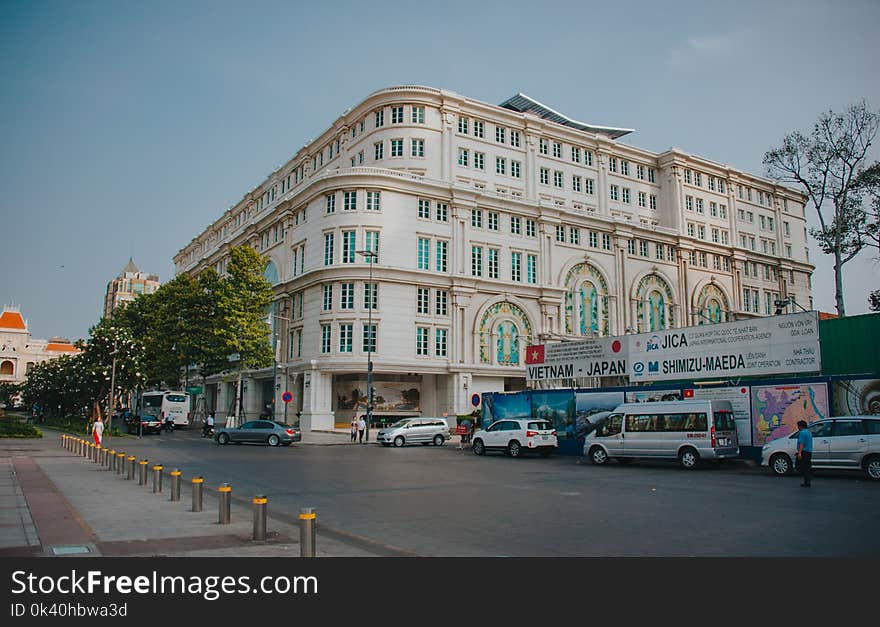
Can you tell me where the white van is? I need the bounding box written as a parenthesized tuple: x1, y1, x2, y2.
(583, 400, 739, 469)
(140, 391, 191, 428)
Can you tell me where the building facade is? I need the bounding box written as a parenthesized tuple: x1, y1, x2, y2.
(0, 306, 79, 386)
(174, 86, 813, 431)
(103, 258, 160, 318)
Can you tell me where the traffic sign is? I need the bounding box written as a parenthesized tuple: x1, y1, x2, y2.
(471, 393, 481, 407)
(282, 391, 293, 404)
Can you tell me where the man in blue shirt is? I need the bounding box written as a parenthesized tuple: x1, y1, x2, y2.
(796, 420, 813, 487)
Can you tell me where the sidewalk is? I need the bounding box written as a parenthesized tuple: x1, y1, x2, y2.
(0, 436, 383, 558)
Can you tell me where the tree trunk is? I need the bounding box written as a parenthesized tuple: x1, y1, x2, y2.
(834, 248, 846, 317)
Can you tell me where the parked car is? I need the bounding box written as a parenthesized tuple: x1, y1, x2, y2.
(215, 420, 301, 446)
(761, 415, 880, 481)
(127, 413, 163, 434)
(472, 419, 557, 458)
(376, 417, 451, 447)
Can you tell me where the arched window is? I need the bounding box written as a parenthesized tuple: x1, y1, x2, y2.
(695, 284, 730, 325)
(634, 274, 675, 333)
(0, 360, 14, 376)
(263, 260, 279, 285)
(478, 301, 533, 366)
(564, 263, 610, 336)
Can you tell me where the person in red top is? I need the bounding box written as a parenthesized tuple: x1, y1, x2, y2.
(92, 416, 104, 446)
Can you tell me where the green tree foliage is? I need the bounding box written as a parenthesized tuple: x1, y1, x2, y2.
(764, 100, 880, 316)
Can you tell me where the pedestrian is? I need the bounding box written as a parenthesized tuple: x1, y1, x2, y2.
(350, 414, 358, 443)
(357, 414, 366, 444)
(92, 415, 104, 447)
(203, 412, 215, 438)
(795, 420, 813, 487)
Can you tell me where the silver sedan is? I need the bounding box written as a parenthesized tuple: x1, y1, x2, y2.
(215, 420, 301, 447)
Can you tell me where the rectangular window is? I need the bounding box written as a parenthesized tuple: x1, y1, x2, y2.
(686, 195, 694, 211)
(321, 324, 331, 353)
(589, 231, 598, 248)
(473, 120, 484, 138)
(554, 170, 563, 188)
(417, 287, 430, 314)
(637, 164, 645, 180)
(342, 190, 356, 211)
(472, 209, 483, 228)
(474, 152, 485, 170)
(571, 146, 582, 163)
(364, 282, 377, 310)
(510, 215, 521, 235)
(527, 254, 537, 284)
(436, 202, 448, 222)
(622, 188, 631, 204)
(391, 139, 403, 157)
(621, 160, 630, 176)
(417, 238, 430, 269)
(435, 289, 448, 316)
(540, 168, 549, 185)
(366, 191, 381, 211)
(721, 230, 729, 245)
(341, 282, 354, 309)
(458, 117, 468, 134)
(339, 324, 353, 353)
(712, 228, 719, 243)
(412, 106, 425, 124)
(609, 157, 618, 173)
(418, 198, 430, 219)
(696, 198, 704, 214)
(638, 191, 646, 207)
(471, 246, 483, 276)
(602, 233, 611, 250)
(656, 243, 664, 260)
(511, 252, 522, 282)
(573, 175, 582, 192)
(569, 227, 580, 245)
(556, 224, 565, 242)
(685, 170, 692, 184)
(708, 176, 716, 191)
(511, 160, 521, 178)
(510, 130, 520, 147)
(539, 138, 548, 155)
(322, 284, 333, 311)
(416, 327, 428, 356)
(326, 193, 336, 214)
(526, 219, 536, 238)
(342, 230, 356, 263)
(374, 141, 384, 160)
(411, 139, 425, 157)
(586, 178, 594, 195)
(695, 172, 702, 187)
(488, 248, 499, 279)
(610, 185, 619, 201)
(458, 148, 469, 167)
(553, 142, 562, 158)
(391, 106, 404, 124)
(363, 324, 377, 353)
(698, 225, 706, 240)
(628, 239, 637, 255)
(710, 201, 717, 217)
(496, 157, 506, 175)
(358, 150, 364, 164)
(585, 151, 594, 167)
(365, 231, 379, 262)
(687, 223, 695, 237)
(435, 328, 447, 357)
(719, 204, 727, 219)
(639, 240, 648, 257)
(375, 109, 384, 127)
(495, 126, 506, 143)
(436, 240, 448, 272)
(648, 168, 655, 183)
(719, 179, 725, 193)
(488, 212, 499, 231)
(323, 232, 334, 265)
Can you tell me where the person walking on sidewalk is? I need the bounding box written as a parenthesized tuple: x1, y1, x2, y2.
(350, 414, 358, 443)
(796, 420, 813, 487)
(357, 414, 366, 444)
(92, 415, 104, 447)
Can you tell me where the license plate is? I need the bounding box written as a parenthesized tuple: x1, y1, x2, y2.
(542, 435, 548, 440)
(719, 438, 728, 446)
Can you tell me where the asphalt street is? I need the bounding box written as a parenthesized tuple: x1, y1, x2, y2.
(107, 430, 880, 556)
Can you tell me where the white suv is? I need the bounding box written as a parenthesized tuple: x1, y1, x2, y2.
(472, 419, 557, 458)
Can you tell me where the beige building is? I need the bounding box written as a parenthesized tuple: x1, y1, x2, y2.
(173, 86, 813, 430)
(0, 306, 79, 386)
(103, 258, 160, 318)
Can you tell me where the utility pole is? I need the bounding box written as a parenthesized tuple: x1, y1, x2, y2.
(107, 338, 118, 435)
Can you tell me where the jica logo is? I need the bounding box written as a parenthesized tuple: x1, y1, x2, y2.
(646, 333, 688, 352)
(646, 335, 662, 352)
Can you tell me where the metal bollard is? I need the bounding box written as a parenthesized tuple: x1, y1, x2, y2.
(109, 450, 116, 471)
(117, 452, 125, 475)
(299, 508, 316, 558)
(102, 447, 109, 466)
(138, 459, 148, 485)
(192, 477, 204, 512)
(253, 495, 267, 541)
(218, 483, 231, 524)
(170, 470, 181, 502)
(152, 465, 163, 493)
(127, 456, 136, 480)
(92, 444, 97, 462)
(78, 439, 83, 457)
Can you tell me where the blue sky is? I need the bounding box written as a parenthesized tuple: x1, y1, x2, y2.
(1, 0, 878, 341)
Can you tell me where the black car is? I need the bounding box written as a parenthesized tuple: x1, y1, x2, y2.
(127, 413, 163, 434)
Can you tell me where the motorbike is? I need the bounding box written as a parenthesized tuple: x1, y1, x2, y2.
(202, 424, 215, 438)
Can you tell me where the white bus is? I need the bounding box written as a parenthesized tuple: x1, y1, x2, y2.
(140, 391, 191, 428)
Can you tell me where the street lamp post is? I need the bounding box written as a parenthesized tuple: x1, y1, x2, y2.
(270, 310, 295, 424)
(356, 249, 377, 443)
(107, 339, 118, 436)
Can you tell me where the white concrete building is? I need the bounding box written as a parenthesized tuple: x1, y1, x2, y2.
(174, 86, 813, 431)
(0, 306, 79, 386)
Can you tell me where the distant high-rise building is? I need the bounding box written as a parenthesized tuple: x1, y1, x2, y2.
(103, 258, 160, 318)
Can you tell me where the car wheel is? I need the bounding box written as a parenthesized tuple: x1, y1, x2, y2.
(268, 434, 280, 447)
(679, 447, 699, 470)
(770, 453, 792, 476)
(472, 438, 485, 456)
(589, 446, 609, 465)
(433, 434, 445, 446)
(393, 436, 405, 448)
(218, 433, 229, 445)
(864, 455, 880, 481)
(508, 441, 522, 458)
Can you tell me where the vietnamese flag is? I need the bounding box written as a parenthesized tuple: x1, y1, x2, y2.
(525, 345, 545, 364)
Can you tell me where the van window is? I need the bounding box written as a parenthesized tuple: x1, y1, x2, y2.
(833, 420, 864, 437)
(142, 396, 162, 408)
(596, 415, 623, 437)
(713, 411, 736, 431)
(626, 413, 707, 432)
(808, 422, 832, 437)
(865, 420, 880, 435)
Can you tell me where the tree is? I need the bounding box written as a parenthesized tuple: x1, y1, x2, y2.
(853, 161, 880, 255)
(764, 100, 880, 316)
(215, 246, 274, 422)
(870, 289, 880, 312)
